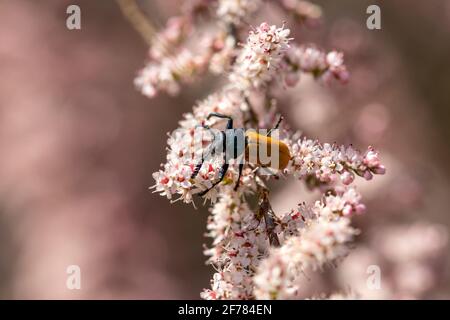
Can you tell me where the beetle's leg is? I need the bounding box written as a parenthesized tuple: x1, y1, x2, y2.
(191, 143, 215, 179)
(198, 126, 230, 196)
(234, 163, 244, 191)
(199, 162, 229, 196)
(195, 124, 210, 130)
(266, 115, 284, 137)
(207, 112, 233, 129)
(191, 159, 205, 179)
(191, 124, 218, 179)
(206, 112, 233, 121)
(192, 143, 217, 179)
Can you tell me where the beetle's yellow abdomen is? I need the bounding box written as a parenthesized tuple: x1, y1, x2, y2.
(245, 131, 291, 170)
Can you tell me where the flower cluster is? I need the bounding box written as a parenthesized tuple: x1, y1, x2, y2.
(337, 222, 448, 299)
(201, 182, 364, 300)
(134, 14, 240, 98)
(286, 138, 386, 187)
(375, 223, 448, 264)
(201, 192, 268, 299)
(229, 22, 292, 91)
(284, 45, 350, 86)
(217, 0, 261, 25)
(147, 18, 385, 300)
(133, 15, 213, 98)
(148, 16, 191, 60)
(373, 223, 448, 298)
(135, 49, 209, 98)
(254, 188, 362, 299)
(254, 218, 357, 299)
(279, 0, 322, 26)
(134, 15, 349, 98)
(208, 32, 237, 74)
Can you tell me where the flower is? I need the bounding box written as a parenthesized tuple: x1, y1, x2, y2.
(253, 187, 362, 299)
(149, 16, 192, 60)
(324, 187, 366, 217)
(134, 49, 209, 98)
(284, 45, 349, 86)
(229, 22, 292, 91)
(255, 214, 358, 299)
(144, 16, 389, 301)
(202, 192, 270, 299)
(279, 0, 322, 26)
(375, 223, 448, 263)
(286, 138, 385, 186)
(217, 0, 261, 25)
(208, 33, 237, 74)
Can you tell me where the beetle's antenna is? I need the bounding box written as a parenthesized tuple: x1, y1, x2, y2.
(209, 128, 216, 144)
(267, 115, 284, 137)
(274, 115, 284, 129)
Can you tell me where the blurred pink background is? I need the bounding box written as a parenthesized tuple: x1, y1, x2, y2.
(0, 0, 449, 299)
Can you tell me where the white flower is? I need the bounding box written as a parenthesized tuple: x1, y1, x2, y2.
(209, 34, 237, 74)
(255, 216, 358, 299)
(254, 188, 363, 299)
(375, 223, 448, 263)
(203, 192, 270, 299)
(324, 187, 366, 217)
(135, 49, 208, 98)
(142, 17, 388, 301)
(284, 45, 349, 85)
(286, 137, 385, 186)
(217, 0, 261, 25)
(229, 22, 291, 91)
(149, 16, 191, 60)
(280, 0, 322, 25)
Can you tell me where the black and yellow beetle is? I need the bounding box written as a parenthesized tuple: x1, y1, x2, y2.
(191, 113, 292, 196)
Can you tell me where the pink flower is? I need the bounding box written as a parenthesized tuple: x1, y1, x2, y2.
(284, 45, 349, 85)
(229, 23, 292, 91)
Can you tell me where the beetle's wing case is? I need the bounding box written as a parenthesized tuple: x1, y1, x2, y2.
(245, 131, 291, 170)
(224, 128, 246, 163)
(206, 129, 224, 159)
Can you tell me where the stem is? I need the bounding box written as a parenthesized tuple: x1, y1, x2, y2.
(256, 181, 281, 247)
(116, 0, 185, 74)
(116, 0, 173, 58)
(244, 96, 281, 248)
(244, 96, 259, 126)
(116, 0, 157, 46)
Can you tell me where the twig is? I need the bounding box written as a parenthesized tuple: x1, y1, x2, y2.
(116, 0, 157, 46)
(256, 181, 281, 247)
(116, 0, 183, 72)
(244, 96, 281, 248)
(244, 96, 259, 126)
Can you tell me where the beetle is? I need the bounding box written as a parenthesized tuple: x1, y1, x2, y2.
(191, 112, 292, 196)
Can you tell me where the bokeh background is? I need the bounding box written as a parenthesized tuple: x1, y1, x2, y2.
(0, 0, 449, 299)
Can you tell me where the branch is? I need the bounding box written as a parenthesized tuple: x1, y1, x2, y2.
(256, 181, 281, 247)
(116, 0, 158, 46)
